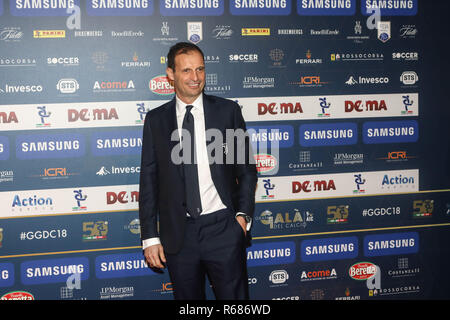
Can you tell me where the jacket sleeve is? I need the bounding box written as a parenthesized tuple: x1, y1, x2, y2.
(138, 113, 159, 242)
(232, 102, 258, 219)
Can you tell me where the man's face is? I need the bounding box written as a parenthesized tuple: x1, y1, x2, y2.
(166, 50, 205, 104)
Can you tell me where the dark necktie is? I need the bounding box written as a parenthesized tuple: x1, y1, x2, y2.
(182, 105, 202, 218)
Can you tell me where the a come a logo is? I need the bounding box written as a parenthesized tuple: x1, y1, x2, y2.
(1, 291, 34, 300)
(149, 75, 174, 95)
(254, 154, 277, 173)
(349, 262, 377, 280)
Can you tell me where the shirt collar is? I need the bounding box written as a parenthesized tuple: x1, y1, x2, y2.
(175, 94, 204, 115)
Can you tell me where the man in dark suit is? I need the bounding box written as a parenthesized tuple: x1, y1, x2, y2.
(139, 42, 257, 300)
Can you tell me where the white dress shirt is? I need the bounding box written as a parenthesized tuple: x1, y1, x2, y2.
(142, 95, 251, 250)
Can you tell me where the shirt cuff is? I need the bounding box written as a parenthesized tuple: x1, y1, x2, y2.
(142, 237, 161, 250)
(235, 212, 252, 231)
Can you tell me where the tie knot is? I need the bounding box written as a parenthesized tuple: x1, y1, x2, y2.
(186, 105, 194, 113)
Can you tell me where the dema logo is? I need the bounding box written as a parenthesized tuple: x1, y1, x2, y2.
(87, 0, 154, 16)
(298, 0, 356, 15)
(21, 257, 89, 285)
(92, 130, 142, 156)
(364, 232, 419, 257)
(246, 241, 295, 267)
(95, 252, 158, 279)
(363, 120, 418, 144)
(299, 122, 357, 147)
(231, 0, 291, 15)
(362, 0, 418, 16)
(16, 133, 85, 160)
(301, 236, 358, 262)
(11, 0, 80, 16)
(160, 0, 224, 16)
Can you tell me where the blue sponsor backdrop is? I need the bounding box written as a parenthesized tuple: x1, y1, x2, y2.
(0, 0, 449, 300)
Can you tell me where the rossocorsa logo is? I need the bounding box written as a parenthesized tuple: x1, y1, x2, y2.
(299, 122, 357, 146)
(16, 133, 86, 159)
(231, 0, 291, 15)
(10, 0, 80, 16)
(301, 236, 358, 262)
(95, 252, 158, 279)
(160, 0, 224, 16)
(246, 241, 295, 267)
(87, 0, 154, 16)
(21, 257, 89, 285)
(298, 0, 356, 15)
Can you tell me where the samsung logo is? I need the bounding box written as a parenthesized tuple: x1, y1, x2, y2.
(160, 0, 223, 16)
(0, 136, 9, 160)
(246, 241, 295, 267)
(364, 232, 419, 256)
(300, 123, 357, 146)
(231, 0, 291, 15)
(363, 120, 418, 144)
(21, 257, 89, 285)
(363, 0, 417, 16)
(11, 0, 80, 16)
(92, 130, 142, 156)
(16, 133, 85, 159)
(301, 236, 358, 262)
(87, 0, 154, 16)
(95, 253, 157, 279)
(298, 0, 356, 15)
(247, 125, 294, 148)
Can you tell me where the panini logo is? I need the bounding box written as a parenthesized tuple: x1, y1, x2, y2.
(363, 0, 417, 16)
(87, 0, 154, 16)
(364, 232, 419, 256)
(11, 0, 79, 16)
(246, 241, 295, 267)
(300, 123, 357, 146)
(362, 120, 418, 144)
(16, 133, 85, 159)
(242, 28, 270, 36)
(160, 0, 223, 16)
(33, 30, 66, 38)
(95, 252, 157, 279)
(301, 236, 358, 262)
(298, 0, 356, 15)
(231, 0, 291, 15)
(21, 257, 89, 285)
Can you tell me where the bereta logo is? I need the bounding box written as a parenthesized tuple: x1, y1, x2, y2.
(149, 75, 174, 95)
(1, 291, 34, 300)
(349, 262, 377, 280)
(254, 154, 277, 173)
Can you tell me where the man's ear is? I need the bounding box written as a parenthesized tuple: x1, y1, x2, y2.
(166, 67, 174, 81)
